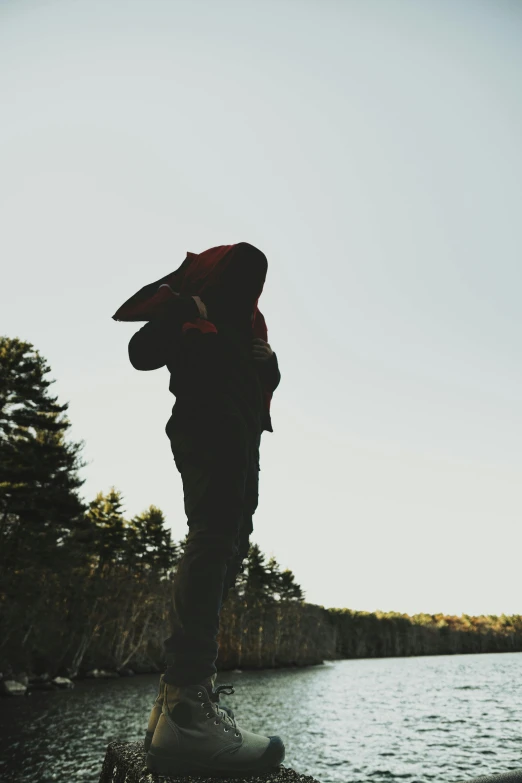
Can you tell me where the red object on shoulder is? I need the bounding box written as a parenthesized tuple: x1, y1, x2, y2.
(181, 318, 218, 335)
(112, 243, 272, 415)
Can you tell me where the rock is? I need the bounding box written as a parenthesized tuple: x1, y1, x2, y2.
(459, 771, 522, 782)
(117, 667, 135, 677)
(86, 668, 120, 679)
(1, 679, 28, 697)
(16, 672, 29, 686)
(52, 676, 74, 689)
(99, 740, 321, 783)
(232, 668, 243, 673)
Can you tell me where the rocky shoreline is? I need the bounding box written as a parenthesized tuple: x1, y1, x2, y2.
(0, 666, 143, 697)
(0, 664, 298, 697)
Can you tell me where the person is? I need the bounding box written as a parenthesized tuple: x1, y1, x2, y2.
(117, 242, 283, 777)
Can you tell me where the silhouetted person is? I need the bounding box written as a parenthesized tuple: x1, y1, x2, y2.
(114, 242, 283, 776)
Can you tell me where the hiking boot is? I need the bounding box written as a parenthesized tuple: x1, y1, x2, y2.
(146, 680, 285, 777)
(144, 673, 235, 751)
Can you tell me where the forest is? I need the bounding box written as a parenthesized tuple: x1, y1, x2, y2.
(1, 335, 521, 680)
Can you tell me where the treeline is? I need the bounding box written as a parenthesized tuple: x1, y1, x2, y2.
(329, 608, 522, 659)
(1, 336, 522, 680)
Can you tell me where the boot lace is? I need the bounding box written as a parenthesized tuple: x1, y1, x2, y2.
(197, 683, 240, 736)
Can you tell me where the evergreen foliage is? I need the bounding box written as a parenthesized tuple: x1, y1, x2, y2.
(0, 336, 87, 569)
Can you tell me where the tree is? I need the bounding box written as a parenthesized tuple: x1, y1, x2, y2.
(0, 337, 88, 668)
(242, 543, 274, 603)
(264, 555, 304, 601)
(278, 568, 305, 602)
(86, 488, 127, 572)
(127, 505, 180, 572)
(0, 336, 87, 568)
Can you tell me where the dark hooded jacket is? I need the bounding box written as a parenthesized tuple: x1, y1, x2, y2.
(124, 243, 281, 436)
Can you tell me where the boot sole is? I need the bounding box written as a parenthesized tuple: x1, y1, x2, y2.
(146, 736, 285, 777)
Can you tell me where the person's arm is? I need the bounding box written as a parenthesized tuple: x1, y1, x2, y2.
(252, 338, 281, 392)
(128, 295, 202, 371)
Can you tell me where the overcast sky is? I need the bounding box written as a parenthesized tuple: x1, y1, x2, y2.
(2, 0, 521, 617)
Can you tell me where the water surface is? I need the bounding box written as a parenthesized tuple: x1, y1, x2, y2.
(1, 653, 522, 783)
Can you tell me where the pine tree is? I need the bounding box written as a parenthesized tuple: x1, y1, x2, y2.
(0, 337, 88, 667)
(243, 543, 274, 604)
(127, 505, 180, 572)
(0, 336, 87, 569)
(265, 555, 305, 602)
(266, 555, 282, 598)
(278, 568, 305, 602)
(86, 488, 127, 572)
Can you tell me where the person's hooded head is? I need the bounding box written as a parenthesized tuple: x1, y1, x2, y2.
(193, 242, 268, 328)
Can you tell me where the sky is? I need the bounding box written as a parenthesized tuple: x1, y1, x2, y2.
(1, 0, 521, 617)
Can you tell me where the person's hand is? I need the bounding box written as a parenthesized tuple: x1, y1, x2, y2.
(157, 285, 208, 320)
(192, 296, 208, 319)
(252, 338, 274, 362)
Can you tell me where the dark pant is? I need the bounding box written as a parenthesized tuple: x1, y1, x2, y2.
(163, 415, 261, 685)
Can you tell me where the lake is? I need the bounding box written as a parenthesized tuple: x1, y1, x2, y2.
(1, 652, 522, 783)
